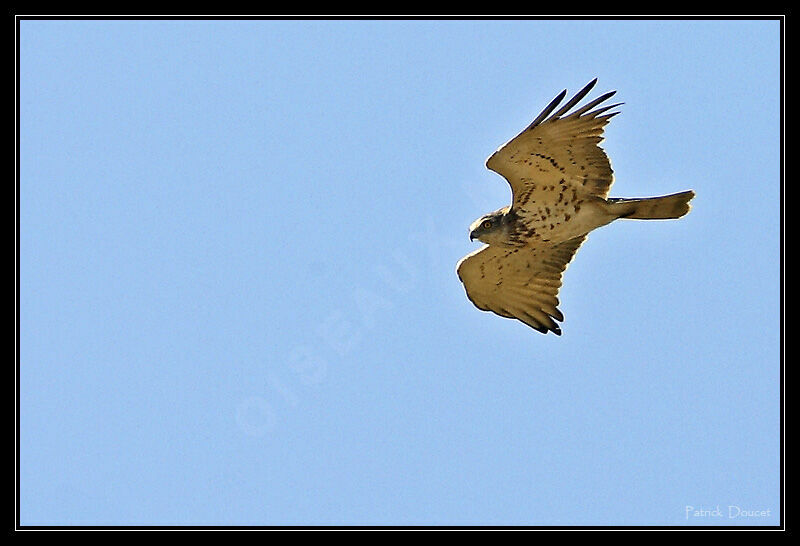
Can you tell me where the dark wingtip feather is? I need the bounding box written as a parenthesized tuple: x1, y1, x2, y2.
(532, 323, 549, 334)
(587, 102, 624, 118)
(597, 112, 621, 122)
(524, 80, 620, 133)
(568, 90, 618, 118)
(550, 79, 599, 120)
(525, 88, 567, 131)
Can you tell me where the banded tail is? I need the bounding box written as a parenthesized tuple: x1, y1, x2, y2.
(608, 190, 695, 220)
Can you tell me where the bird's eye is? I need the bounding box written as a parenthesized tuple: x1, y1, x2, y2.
(482, 220, 492, 229)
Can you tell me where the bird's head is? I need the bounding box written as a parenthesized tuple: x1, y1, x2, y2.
(469, 208, 511, 245)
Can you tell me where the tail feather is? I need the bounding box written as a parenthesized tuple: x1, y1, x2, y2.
(609, 190, 695, 220)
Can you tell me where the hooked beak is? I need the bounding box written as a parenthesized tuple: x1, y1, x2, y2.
(469, 231, 477, 242)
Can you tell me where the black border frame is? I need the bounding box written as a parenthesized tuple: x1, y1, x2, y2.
(13, 14, 786, 532)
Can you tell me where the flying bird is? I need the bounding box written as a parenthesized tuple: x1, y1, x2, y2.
(456, 79, 694, 335)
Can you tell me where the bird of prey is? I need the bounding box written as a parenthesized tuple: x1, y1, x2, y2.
(456, 79, 694, 335)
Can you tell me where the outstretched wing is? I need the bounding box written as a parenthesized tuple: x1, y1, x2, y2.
(486, 79, 621, 213)
(455, 236, 587, 335)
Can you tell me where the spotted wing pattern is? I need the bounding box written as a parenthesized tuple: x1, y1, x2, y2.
(455, 236, 587, 335)
(486, 79, 621, 216)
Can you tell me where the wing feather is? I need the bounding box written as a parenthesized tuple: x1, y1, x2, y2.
(549, 78, 598, 119)
(485, 81, 621, 215)
(525, 89, 568, 130)
(455, 236, 586, 335)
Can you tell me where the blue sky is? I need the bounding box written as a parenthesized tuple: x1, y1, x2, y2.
(19, 19, 781, 526)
